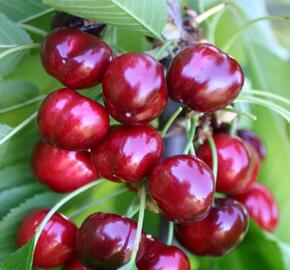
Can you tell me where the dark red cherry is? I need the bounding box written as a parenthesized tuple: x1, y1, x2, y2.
(38, 88, 109, 151)
(17, 209, 77, 268)
(91, 125, 163, 183)
(167, 43, 244, 112)
(41, 27, 112, 89)
(76, 212, 146, 269)
(197, 133, 261, 195)
(137, 236, 190, 270)
(233, 182, 279, 232)
(238, 129, 266, 160)
(102, 53, 168, 125)
(32, 141, 99, 193)
(65, 257, 91, 270)
(175, 198, 248, 256)
(149, 155, 214, 224)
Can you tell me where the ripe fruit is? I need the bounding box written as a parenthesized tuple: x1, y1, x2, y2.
(102, 53, 168, 125)
(41, 27, 112, 89)
(76, 212, 146, 269)
(65, 257, 91, 270)
(149, 155, 214, 224)
(91, 125, 163, 183)
(17, 209, 77, 268)
(38, 88, 109, 151)
(167, 43, 244, 112)
(32, 141, 98, 193)
(137, 236, 190, 270)
(234, 182, 279, 232)
(238, 129, 266, 160)
(197, 133, 261, 195)
(175, 198, 248, 256)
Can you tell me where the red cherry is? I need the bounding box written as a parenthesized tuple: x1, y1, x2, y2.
(238, 129, 266, 160)
(32, 141, 99, 193)
(175, 198, 248, 256)
(167, 43, 244, 112)
(137, 236, 190, 270)
(41, 27, 112, 89)
(17, 209, 77, 268)
(102, 53, 168, 125)
(91, 125, 163, 183)
(149, 155, 214, 224)
(233, 182, 279, 232)
(76, 212, 146, 269)
(197, 133, 261, 195)
(38, 88, 109, 151)
(65, 257, 91, 270)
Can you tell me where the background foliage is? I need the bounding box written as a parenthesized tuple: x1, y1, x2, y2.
(0, 0, 289, 269)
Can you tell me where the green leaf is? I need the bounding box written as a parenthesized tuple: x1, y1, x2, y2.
(43, 0, 168, 39)
(0, 125, 12, 140)
(0, 12, 32, 78)
(0, 0, 48, 22)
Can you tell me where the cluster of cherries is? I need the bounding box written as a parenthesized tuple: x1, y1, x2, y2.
(16, 26, 279, 270)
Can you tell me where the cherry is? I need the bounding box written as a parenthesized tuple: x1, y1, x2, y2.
(76, 212, 146, 269)
(197, 133, 261, 195)
(137, 236, 190, 270)
(32, 141, 98, 193)
(91, 125, 163, 183)
(102, 53, 168, 125)
(167, 43, 244, 112)
(149, 155, 214, 224)
(17, 209, 77, 268)
(38, 88, 109, 151)
(41, 27, 112, 89)
(65, 257, 91, 270)
(237, 129, 266, 160)
(175, 198, 248, 256)
(233, 182, 279, 232)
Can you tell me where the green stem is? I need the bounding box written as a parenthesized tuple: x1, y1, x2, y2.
(222, 107, 257, 121)
(183, 115, 199, 155)
(208, 136, 218, 184)
(0, 45, 17, 48)
(0, 43, 40, 60)
(166, 221, 174, 246)
(34, 180, 104, 245)
(69, 188, 127, 219)
(18, 8, 54, 24)
(127, 206, 140, 219)
(161, 107, 183, 137)
(195, 3, 226, 24)
(0, 111, 37, 145)
(17, 23, 48, 37)
(223, 16, 290, 52)
(155, 40, 174, 60)
(0, 95, 45, 115)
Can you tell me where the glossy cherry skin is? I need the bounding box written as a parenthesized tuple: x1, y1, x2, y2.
(197, 133, 261, 195)
(65, 257, 91, 270)
(175, 198, 249, 256)
(102, 53, 168, 125)
(167, 43, 244, 112)
(76, 212, 146, 270)
(17, 209, 77, 268)
(41, 27, 112, 89)
(137, 236, 190, 270)
(233, 182, 279, 232)
(149, 155, 214, 224)
(32, 141, 99, 193)
(238, 129, 266, 160)
(38, 88, 109, 151)
(91, 125, 163, 183)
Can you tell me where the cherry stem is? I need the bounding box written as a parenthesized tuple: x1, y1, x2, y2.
(34, 180, 105, 247)
(0, 95, 45, 115)
(166, 221, 174, 246)
(223, 16, 290, 52)
(222, 106, 257, 121)
(126, 184, 146, 268)
(208, 136, 218, 184)
(18, 8, 54, 24)
(0, 43, 41, 61)
(195, 3, 226, 24)
(183, 114, 199, 155)
(161, 107, 183, 137)
(155, 40, 174, 60)
(69, 187, 127, 219)
(17, 23, 48, 37)
(0, 111, 38, 145)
